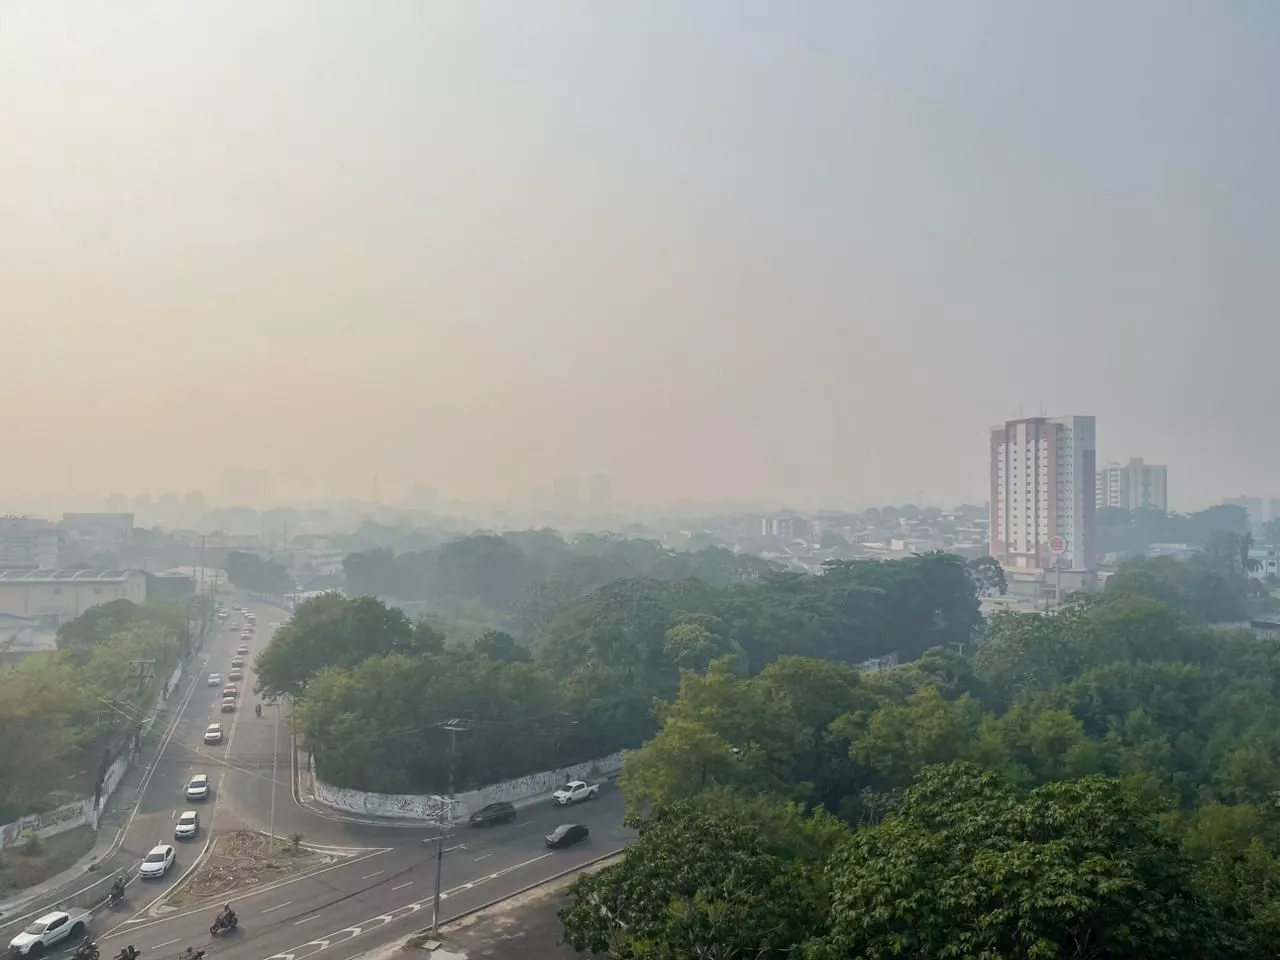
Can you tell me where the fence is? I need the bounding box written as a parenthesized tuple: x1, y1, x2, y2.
(314, 752, 625, 823)
(0, 659, 185, 851)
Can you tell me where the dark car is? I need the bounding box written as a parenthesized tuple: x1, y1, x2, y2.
(469, 802, 516, 827)
(545, 823, 589, 849)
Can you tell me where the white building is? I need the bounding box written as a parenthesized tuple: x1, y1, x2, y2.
(989, 415, 1097, 572)
(1096, 458, 1168, 512)
(0, 517, 63, 569)
(0, 569, 147, 623)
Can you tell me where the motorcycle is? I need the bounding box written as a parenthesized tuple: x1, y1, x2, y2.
(210, 911, 238, 936)
(176, 950, 205, 960)
(107, 887, 126, 909)
(255, 704, 262, 718)
(74, 942, 100, 960)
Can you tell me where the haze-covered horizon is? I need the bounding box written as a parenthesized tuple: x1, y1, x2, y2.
(4, 1, 1278, 511)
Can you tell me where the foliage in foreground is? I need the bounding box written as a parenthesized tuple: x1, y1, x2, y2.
(565, 768, 1251, 960)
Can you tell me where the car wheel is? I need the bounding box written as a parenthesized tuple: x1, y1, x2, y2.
(70, 923, 84, 938)
(30, 943, 44, 957)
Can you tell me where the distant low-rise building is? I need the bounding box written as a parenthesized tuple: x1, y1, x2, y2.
(0, 516, 63, 569)
(61, 513, 135, 560)
(0, 569, 147, 623)
(761, 516, 811, 540)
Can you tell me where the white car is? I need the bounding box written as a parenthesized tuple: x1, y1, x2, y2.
(207, 673, 221, 687)
(221, 696, 236, 713)
(174, 810, 200, 839)
(139, 844, 176, 879)
(228, 668, 244, 681)
(7, 910, 90, 956)
(185, 774, 210, 800)
(203, 723, 224, 745)
(552, 780, 600, 805)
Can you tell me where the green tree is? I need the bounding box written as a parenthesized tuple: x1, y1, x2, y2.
(967, 555, 1007, 596)
(560, 795, 836, 960)
(254, 594, 437, 696)
(472, 629, 531, 662)
(806, 763, 1250, 960)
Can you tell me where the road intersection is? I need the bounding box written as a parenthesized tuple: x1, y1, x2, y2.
(3, 598, 633, 960)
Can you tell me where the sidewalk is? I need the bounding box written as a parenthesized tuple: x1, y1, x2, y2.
(419, 855, 622, 959)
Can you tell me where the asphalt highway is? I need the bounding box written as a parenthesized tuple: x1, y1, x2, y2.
(6, 597, 635, 960)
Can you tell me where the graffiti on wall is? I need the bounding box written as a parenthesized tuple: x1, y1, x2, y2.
(313, 781, 453, 821)
(0, 798, 94, 851)
(313, 752, 625, 823)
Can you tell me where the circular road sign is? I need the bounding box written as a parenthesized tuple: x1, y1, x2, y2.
(1049, 535, 1067, 556)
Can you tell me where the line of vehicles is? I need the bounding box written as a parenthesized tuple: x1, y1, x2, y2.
(464, 778, 601, 850)
(10, 607, 604, 960)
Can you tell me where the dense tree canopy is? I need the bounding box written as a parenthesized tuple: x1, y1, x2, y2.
(0, 602, 184, 822)
(225, 550, 294, 595)
(274, 553, 983, 794)
(562, 552, 1280, 958)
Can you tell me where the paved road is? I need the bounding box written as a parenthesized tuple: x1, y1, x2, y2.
(5, 597, 634, 960)
(97, 789, 630, 960)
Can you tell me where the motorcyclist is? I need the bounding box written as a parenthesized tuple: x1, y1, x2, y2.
(118, 946, 139, 960)
(255, 704, 262, 718)
(223, 903, 236, 924)
(109, 877, 125, 901)
(74, 941, 98, 960)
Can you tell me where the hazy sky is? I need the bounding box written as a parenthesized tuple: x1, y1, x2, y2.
(4, 1, 1278, 511)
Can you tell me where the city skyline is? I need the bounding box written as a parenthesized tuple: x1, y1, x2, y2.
(4, 3, 1280, 508)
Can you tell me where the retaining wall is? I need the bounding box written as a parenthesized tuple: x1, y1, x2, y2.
(314, 752, 625, 822)
(0, 657, 185, 850)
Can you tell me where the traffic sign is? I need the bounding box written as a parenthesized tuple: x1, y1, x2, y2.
(1049, 536, 1067, 556)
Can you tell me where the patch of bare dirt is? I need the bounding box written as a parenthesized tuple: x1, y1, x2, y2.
(165, 831, 331, 908)
(0, 826, 96, 894)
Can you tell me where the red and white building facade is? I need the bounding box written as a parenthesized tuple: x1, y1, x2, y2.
(989, 416, 1096, 572)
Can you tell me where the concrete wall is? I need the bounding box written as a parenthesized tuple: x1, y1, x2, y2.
(314, 752, 625, 823)
(0, 798, 94, 851)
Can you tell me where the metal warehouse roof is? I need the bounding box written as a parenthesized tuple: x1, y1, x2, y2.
(0, 569, 138, 583)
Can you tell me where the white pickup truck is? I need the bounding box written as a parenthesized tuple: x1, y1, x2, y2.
(8, 909, 91, 956)
(552, 780, 600, 806)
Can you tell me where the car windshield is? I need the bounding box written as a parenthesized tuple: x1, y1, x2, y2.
(144, 851, 165, 862)
(22, 922, 49, 935)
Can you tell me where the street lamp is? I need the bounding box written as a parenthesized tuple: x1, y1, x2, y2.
(427, 719, 468, 935)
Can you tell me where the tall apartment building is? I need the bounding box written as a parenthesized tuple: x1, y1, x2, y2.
(989, 416, 1097, 572)
(1096, 458, 1168, 512)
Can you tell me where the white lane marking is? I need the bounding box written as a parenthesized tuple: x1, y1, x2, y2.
(472, 853, 492, 862)
(359, 871, 383, 880)
(152, 938, 181, 949)
(259, 851, 556, 960)
(262, 900, 294, 914)
(294, 914, 322, 925)
(390, 881, 413, 892)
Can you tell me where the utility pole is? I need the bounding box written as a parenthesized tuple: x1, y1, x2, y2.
(431, 719, 468, 934)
